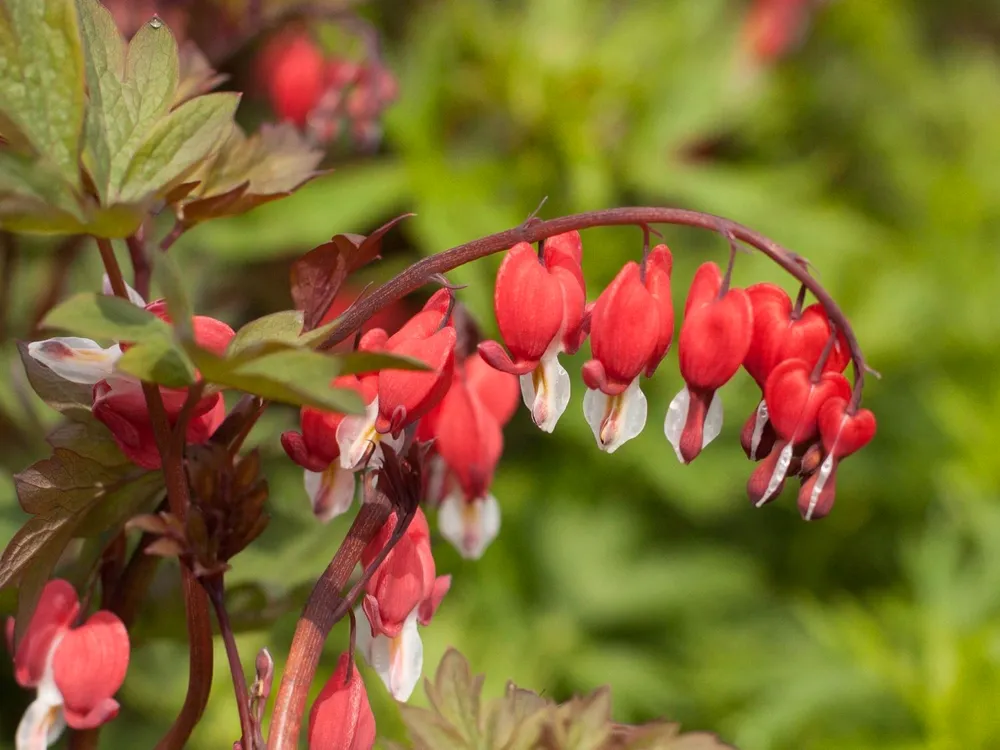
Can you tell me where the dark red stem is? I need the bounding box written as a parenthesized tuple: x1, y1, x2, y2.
(205, 577, 254, 749)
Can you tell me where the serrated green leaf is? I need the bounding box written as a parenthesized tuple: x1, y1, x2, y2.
(78, 0, 180, 202)
(151, 251, 193, 340)
(227, 310, 305, 357)
(41, 292, 173, 343)
(186, 345, 365, 413)
(0, 0, 85, 189)
(116, 337, 196, 388)
(173, 41, 226, 107)
(425, 648, 485, 747)
(0, 149, 85, 231)
(399, 704, 471, 750)
(484, 682, 552, 750)
(176, 123, 324, 224)
(116, 91, 239, 204)
(17, 340, 95, 420)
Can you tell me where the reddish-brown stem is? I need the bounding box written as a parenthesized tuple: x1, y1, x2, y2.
(792, 284, 807, 319)
(96, 237, 214, 750)
(160, 221, 185, 253)
(108, 531, 162, 627)
(810, 326, 839, 383)
(68, 728, 99, 750)
(317, 207, 869, 407)
(126, 228, 151, 300)
(718, 229, 739, 298)
(31, 236, 83, 334)
(205, 576, 254, 749)
(267, 495, 394, 749)
(0, 232, 17, 342)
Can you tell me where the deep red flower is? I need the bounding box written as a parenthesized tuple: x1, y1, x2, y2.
(666, 262, 753, 464)
(308, 652, 376, 750)
(764, 359, 852, 445)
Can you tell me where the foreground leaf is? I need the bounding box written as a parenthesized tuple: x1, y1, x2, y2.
(116, 337, 196, 388)
(17, 341, 95, 420)
(42, 292, 173, 343)
(0, 0, 86, 189)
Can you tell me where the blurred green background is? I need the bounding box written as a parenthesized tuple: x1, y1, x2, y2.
(4, 0, 1000, 748)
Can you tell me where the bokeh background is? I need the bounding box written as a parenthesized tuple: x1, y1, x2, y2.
(3, 0, 1000, 748)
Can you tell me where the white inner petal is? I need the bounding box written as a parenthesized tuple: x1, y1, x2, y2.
(304, 465, 357, 523)
(804, 453, 836, 521)
(357, 607, 423, 702)
(702, 390, 724, 450)
(28, 338, 123, 385)
(520, 351, 571, 434)
(102, 275, 146, 307)
(749, 400, 769, 461)
(336, 398, 381, 470)
(663, 386, 691, 463)
(438, 491, 501, 560)
(756, 442, 794, 508)
(582, 379, 647, 454)
(15, 696, 66, 750)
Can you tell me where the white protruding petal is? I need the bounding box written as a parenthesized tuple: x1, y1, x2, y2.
(519, 352, 570, 433)
(27, 338, 123, 384)
(749, 400, 769, 461)
(663, 386, 691, 463)
(804, 453, 836, 521)
(304, 465, 357, 523)
(756, 441, 794, 508)
(356, 608, 423, 702)
(15, 696, 65, 750)
(336, 398, 381, 470)
(438, 491, 501, 560)
(582, 378, 647, 454)
(102, 274, 146, 307)
(703, 390, 724, 449)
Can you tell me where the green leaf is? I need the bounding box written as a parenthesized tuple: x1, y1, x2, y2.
(0, 0, 86, 189)
(0, 149, 85, 231)
(116, 91, 240, 204)
(41, 292, 173, 343)
(116, 337, 196, 388)
(151, 251, 193, 340)
(187, 346, 366, 413)
(17, 340, 95, 420)
(175, 123, 324, 225)
(77, 0, 180, 202)
(173, 41, 227, 107)
(336, 350, 430, 376)
(424, 648, 485, 748)
(227, 310, 305, 357)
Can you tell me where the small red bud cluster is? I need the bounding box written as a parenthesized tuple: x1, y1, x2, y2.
(259, 29, 398, 148)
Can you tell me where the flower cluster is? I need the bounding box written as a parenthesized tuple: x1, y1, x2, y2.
(28, 279, 234, 469)
(260, 29, 398, 148)
(7, 580, 130, 749)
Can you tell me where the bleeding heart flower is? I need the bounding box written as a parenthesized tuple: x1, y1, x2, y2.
(665, 262, 753, 464)
(375, 291, 457, 437)
(308, 652, 376, 750)
(479, 234, 587, 433)
(261, 31, 326, 126)
(581, 246, 673, 453)
(9, 580, 129, 748)
(764, 359, 852, 445)
(281, 375, 381, 522)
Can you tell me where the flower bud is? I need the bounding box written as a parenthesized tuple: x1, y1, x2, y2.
(307, 652, 376, 750)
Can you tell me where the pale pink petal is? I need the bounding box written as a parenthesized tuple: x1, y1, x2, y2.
(581, 378, 647, 454)
(336, 399, 382, 470)
(518, 351, 570, 433)
(438, 491, 501, 560)
(27, 338, 122, 385)
(304, 465, 357, 523)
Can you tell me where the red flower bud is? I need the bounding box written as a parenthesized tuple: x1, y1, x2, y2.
(308, 652, 376, 750)
(746, 440, 799, 507)
(262, 32, 326, 126)
(740, 400, 777, 461)
(818, 397, 877, 459)
(798, 460, 838, 521)
(666, 262, 753, 464)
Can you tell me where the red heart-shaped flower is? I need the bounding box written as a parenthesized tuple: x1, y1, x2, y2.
(818, 397, 877, 458)
(764, 359, 851, 443)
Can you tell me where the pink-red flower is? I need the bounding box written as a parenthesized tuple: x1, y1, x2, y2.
(281, 375, 380, 522)
(581, 245, 673, 453)
(308, 652, 376, 750)
(665, 262, 753, 464)
(479, 232, 587, 432)
(7, 580, 129, 747)
(28, 280, 234, 470)
(357, 508, 450, 701)
(797, 397, 876, 520)
(260, 30, 326, 127)
(418, 352, 518, 558)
